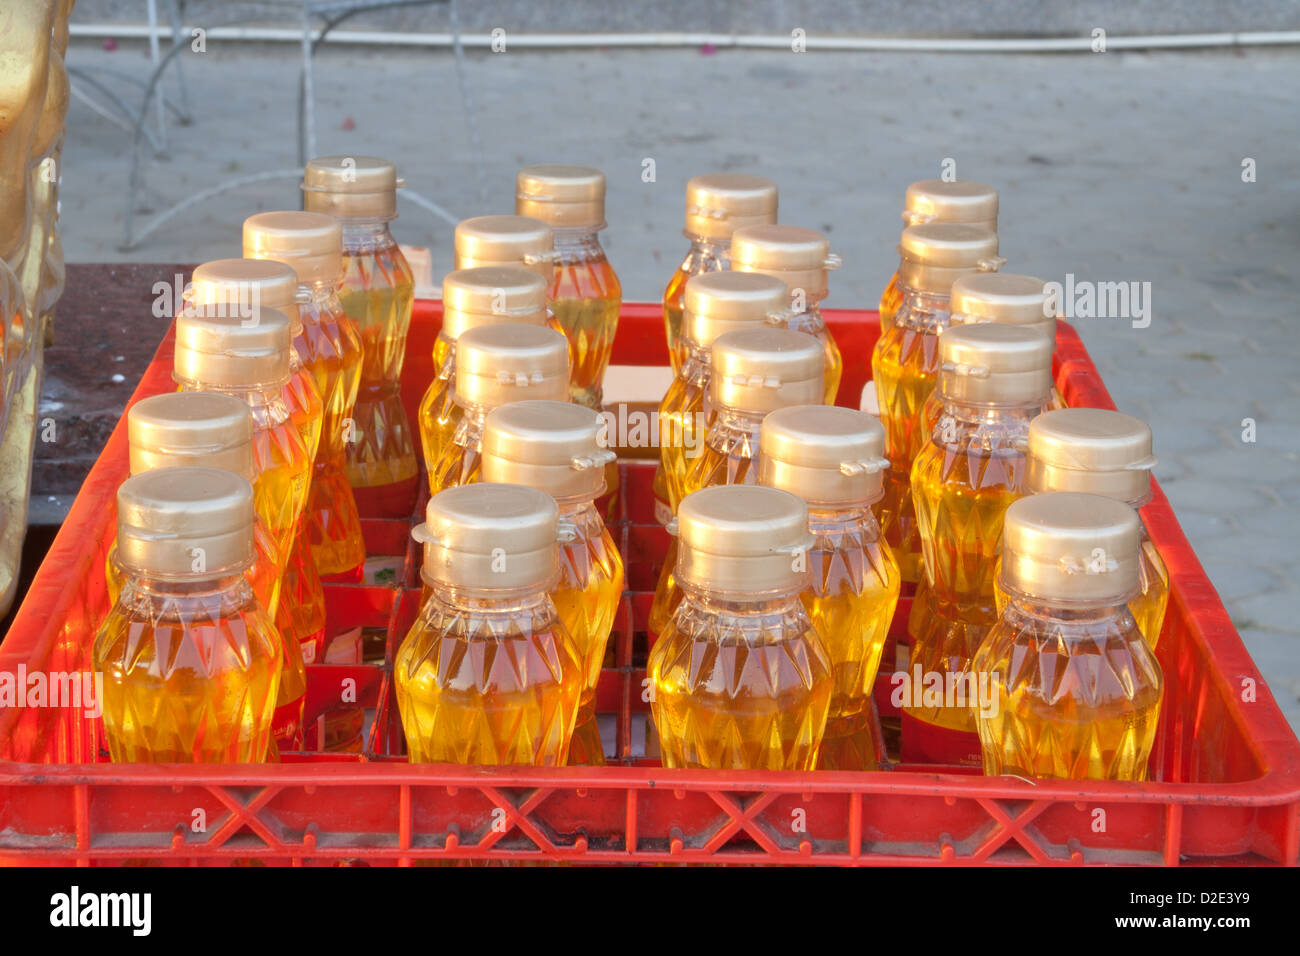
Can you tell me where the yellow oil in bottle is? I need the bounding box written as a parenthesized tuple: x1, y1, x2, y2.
(417, 335, 459, 489)
(338, 238, 418, 491)
(791, 308, 843, 406)
(550, 255, 621, 410)
(429, 414, 484, 493)
(662, 263, 692, 375)
(395, 483, 584, 766)
(974, 494, 1162, 780)
(94, 468, 281, 763)
(657, 350, 710, 510)
(648, 485, 832, 770)
(878, 270, 903, 332)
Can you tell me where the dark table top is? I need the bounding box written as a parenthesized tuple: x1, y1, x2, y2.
(33, 263, 187, 519)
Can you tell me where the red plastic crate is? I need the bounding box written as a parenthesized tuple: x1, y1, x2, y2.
(1, 299, 1297, 866)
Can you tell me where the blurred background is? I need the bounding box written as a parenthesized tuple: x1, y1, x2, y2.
(23, 1, 1300, 728)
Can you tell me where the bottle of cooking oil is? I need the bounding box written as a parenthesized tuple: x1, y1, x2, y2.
(974, 492, 1163, 780)
(758, 405, 900, 770)
(907, 271, 1065, 648)
(663, 174, 778, 374)
(94, 467, 282, 762)
(729, 224, 842, 404)
(480, 400, 624, 766)
(430, 322, 570, 492)
(649, 484, 832, 769)
(905, 323, 1052, 765)
(995, 408, 1168, 647)
(302, 155, 418, 514)
(872, 221, 1003, 583)
(648, 327, 824, 643)
(417, 267, 549, 490)
(395, 482, 584, 765)
(454, 214, 556, 281)
(516, 164, 620, 410)
(107, 392, 281, 620)
(658, 270, 789, 510)
(173, 306, 311, 749)
(243, 210, 365, 579)
(185, 258, 325, 464)
(879, 179, 998, 331)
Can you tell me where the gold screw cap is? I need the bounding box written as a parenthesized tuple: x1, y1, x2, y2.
(481, 401, 613, 500)
(302, 154, 402, 220)
(1027, 409, 1157, 505)
(674, 485, 813, 593)
(242, 210, 343, 286)
(684, 173, 778, 241)
(759, 405, 890, 506)
(454, 323, 570, 408)
(709, 327, 825, 414)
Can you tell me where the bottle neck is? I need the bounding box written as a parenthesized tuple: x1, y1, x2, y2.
(120, 572, 253, 605)
(183, 381, 290, 416)
(300, 278, 341, 303)
(938, 397, 1046, 424)
(431, 582, 552, 614)
(338, 218, 395, 243)
(551, 228, 605, 261)
(710, 405, 766, 438)
(1005, 592, 1134, 625)
(683, 234, 731, 257)
(680, 584, 805, 614)
(895, 288, 952, 332)
(807, 502, 881, 536)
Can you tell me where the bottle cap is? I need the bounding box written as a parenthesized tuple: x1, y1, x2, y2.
(414, 482, 559, 591)
(440, 266, 549, 341)
(242, 211, 343, 286)
(684, 271, 789, 348)
(174, 306, 292, 389)
(897, 222, 1002, 295)
(128, 392, 255, 479)
(937, 323, 1052, 406)
(454, 323, 570, 408)
(1027, 409, 1157, 506)
(948, 272, 1057, 349)
(454, 215, 556, 281)
(301, 154, 402, 220)
(684, 173, 778, 241)
(515, 164, 607, 230)
(116, 466, 256, 580)
(709, 327, 825, 414)
(187, 258, 302, 329)
(902, 179, 999, 229)
(729, 224, 839, 301)
(759, 405, 890, 506)
(481, 400, 613, 500)
(674, 485, 812, 593)
(1000, 492, 1141, 604)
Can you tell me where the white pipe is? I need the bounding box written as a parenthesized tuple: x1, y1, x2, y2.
(68, 24, 1300, 52)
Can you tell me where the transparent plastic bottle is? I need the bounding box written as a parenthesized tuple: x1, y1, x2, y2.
(657, 271, 787, 512)
(429, 322, 570, 493)
(993, 408, 1168, 648)
(396, 482, 584, 765)
(879, 180, 998, 332)
(303, 156, 418, 513)
(649, 327, 824, 643)
(94, 467, 282, 763)
(244, 211, 366, 578)
(417, 267, 549, 491)
(481, 400, 624, 766)
(649, 484, 832, 770)
(905, 323, 1053, 765)
(516, 164, 620, 410)
(105, 392, 282, 621)
(729, 224, 843, 405)
(173, 306, 310, 751)
(872, 222, 1003, 583)
(759, 405, 900, 770)
(974, 493, 1163, 780)
(663, 174, 778, 374)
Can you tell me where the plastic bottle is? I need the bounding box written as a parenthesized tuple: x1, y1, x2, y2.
(243, 210, 366, 579)
(662, 174, 778, 374)
(872, 222, 1003, 583)
(649, 327, 824, 643)
(516, 164, 620, 410)
(481, 400, 624, 766)
(658, 270, 789, 511)
(395, 482, 584, 765)
(905, 323, 1053, 765)
(173, 307, 311, 751)
(185, 258, 325, 464)
(759, 405, 900, 770)
(303, 156, 418, 514)
(649, 484, 832, 770)
(417, 267, 549, 491)
(94, 467, 282, 762)
(106, 392, 282, 621)
(729, 224, 842, 404)
(974, 492, 1163, 780)
(879, 179, 998, 331)
(996, 408, 1168, 647)
(430, 322, 570, 492)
